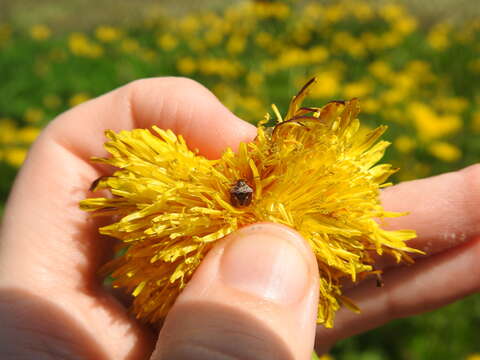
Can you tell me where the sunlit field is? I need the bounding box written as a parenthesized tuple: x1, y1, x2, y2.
(1, 1, 479, 359)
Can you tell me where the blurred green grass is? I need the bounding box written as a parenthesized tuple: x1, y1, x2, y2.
(1, 0, 480, 359)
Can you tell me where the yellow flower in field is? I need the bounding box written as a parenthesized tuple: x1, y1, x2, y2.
(272, 2, 290, 19)
(251, 1, 290, 19)
(0, 118, 16, 143)
(309, 72, 341, 99)
(394, 135, 416, 154)
(428, 141, 461, 162)
(391, 73, 416, 93)
(0, 24, 12, 45)
(43, 94, 62, 109)
(392, 16, 417, 35)
(16, 126, 40, 144)
(81, 79, 418, 328)
(179, 15, 200, 34)
(176, 57, 196, 75)
(302, 3, 323, 22)
(350, 1, 373, 22)
(24, 108, 44, 123)
(246, 71, 264, 88)
(141, 50, 157, 62)
(380, 31, 402, 48)
(240, 96, 264, 114)
(157, 33, 178, 51)
(379, 3, 406, 22)
(69, 93, 91, 107)
(332, 32, 366, 57)
(95, 25, 122, 43)
(466, 353, 480, 360)
(362, 98, 380, 114)
(69, 33, 103, 58)
(204, 30, 223, 46)
(343, 79, 374, 99)
(380, 88, 406, 106)
(30, 24, 51, 41)
(427, 23, 451, 51)
(226, 35, 246, 55)
(198, 58, 241, 78)
(5, 147, 27, 167)
(361, 32, 382, 50)
(434, 97, 468, 113)
(324, 3, 345, 24)
(292, 27, 311, 45)
(120, 38, 140, 53)
(368, 61, 392, 81)
(254, 31, 273, 49)
(408, 102, 462, 141)
(405, 60, 434, 83)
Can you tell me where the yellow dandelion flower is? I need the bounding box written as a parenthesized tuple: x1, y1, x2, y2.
(80, 79, 419, 328)
(30, 24, 51, 41)
(309, 72, 341, 99)
(0, 24, 12, 45)
(69, 33, 103, 58)
(120, 38, 140, 53)
(0, 118, 16, 144)
(408, 102, 462, 141)
(394, 135, 416, 154)
(95, 25, 122, 43)
(427, 23, 451, 51)
(246, 71, 264, 88)
(24, 107, 44, 123)
(16, 126, 40, 144)
(157, 33, 178, 51)
(428, 141, 461, 162)
(204, 30, 223, 47)
(362, 98, 380, 114)
(5, 147, 27, 167)
(43, 94, 62, 109)
(69, 93, 91, 107)
(226, 35, 246, 55)
(368, 60, 393, 81)
(176, 57, 197, 75)
(343, 79, 374, 99)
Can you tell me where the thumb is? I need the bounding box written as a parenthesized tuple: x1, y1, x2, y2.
(151, 223, 319, 360)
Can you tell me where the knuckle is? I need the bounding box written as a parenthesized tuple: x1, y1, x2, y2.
(125, 76, 206, 96)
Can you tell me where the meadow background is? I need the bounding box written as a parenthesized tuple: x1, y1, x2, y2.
(1, 0, 479, 359)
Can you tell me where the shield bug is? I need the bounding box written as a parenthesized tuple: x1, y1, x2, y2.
(230, 179, 253, 207)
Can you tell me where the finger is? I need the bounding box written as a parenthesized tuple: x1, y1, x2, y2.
(315, 236, 480, 354)
(152, 223, 319, 360)
(0, 77, 256, 360)
(380, 164, 480, 258)
(47, 77, 255, 162)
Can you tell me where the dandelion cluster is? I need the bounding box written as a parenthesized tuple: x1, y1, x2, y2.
(0, 1, 478, 184)
(81, 79, 419, 327)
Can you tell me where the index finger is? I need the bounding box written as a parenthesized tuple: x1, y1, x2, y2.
(0, 77, 256, 359)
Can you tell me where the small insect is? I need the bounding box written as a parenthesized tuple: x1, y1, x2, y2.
(230, 179, 253, 207)
(375, 272, 384, 288)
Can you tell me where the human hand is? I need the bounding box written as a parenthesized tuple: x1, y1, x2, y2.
(0, 78, 478, 360)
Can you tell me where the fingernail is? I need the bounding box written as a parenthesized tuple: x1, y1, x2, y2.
(220, 224, 310, 304)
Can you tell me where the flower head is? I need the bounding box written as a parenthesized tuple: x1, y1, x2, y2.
(80, 78, 419, 328)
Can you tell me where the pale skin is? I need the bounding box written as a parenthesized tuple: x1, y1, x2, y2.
(0, 77, 478, 360)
